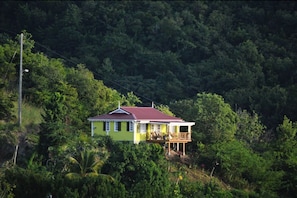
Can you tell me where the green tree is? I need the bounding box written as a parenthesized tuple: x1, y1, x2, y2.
(0, 173, 14, 198)
(179, 180, 233, 198)
(121, 91, 142, 107)
(194, 93, 238, 144)
(0, 90, 15, 122)
(0, 35, 18, 122)
(236, 109, 266, 147)
(213, 140, 282, 195)
(273, 116, 297, 197)
(66, 64, 121, 117)
(102, 142, 171, 198)
(25, 55, 67, 106)
(38, 91, 71, 158)
(0, 127, 18, 165)
(65, 149, 111, 180)
(169, 98, 196, 122)
(52, 174, 126, 198)
(0, 36, 18, 88)
(4, 166, 52, 198)
(250, 85, 288, 129)
(155, 104, 175, 116)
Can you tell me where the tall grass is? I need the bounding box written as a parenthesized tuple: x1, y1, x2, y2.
(22, 103, 43, 126)
(13, 102, 43, 126)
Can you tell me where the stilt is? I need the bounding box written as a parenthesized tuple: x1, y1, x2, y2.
(183, 143, 185, 156)
(168, 142, 171, 155)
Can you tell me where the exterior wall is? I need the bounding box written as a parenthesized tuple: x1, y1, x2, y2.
(93, 121, 105, 136)
(135, 132, 146, 143)
(92, 121, 190, 143)
(161, 124, 167, 134)
(135, 123, 146, 142)
(109, 121, 133, 141)
(92, 121, 133, 141)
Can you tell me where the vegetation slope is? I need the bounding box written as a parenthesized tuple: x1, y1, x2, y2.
(1, 1, 297, 198)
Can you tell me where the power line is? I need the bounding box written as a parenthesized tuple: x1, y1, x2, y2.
(34, 42, 157, 104)
(34, 42, 78, 66)
(0, 29, 159, 105)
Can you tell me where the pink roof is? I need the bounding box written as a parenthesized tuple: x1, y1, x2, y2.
(88, 106, 183, 122)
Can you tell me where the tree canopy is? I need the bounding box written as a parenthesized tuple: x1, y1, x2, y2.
(1, 1, 297, 197)
(1, 1, 296, 128)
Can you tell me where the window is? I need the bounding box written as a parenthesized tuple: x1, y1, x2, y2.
(114, 121, 121, 132)
(151, 124, 160, 132)
(180, 126, 188, 132)
(103, 121, 110, 131)
(151, 124, 154, 132)
(169, 125, 175, 133)
(140, 124, 146, 133)
(127, 121, 134, 132)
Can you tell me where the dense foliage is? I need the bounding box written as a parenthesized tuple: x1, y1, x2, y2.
(0, 1, 297, 197)
(1, 1, 297, 129)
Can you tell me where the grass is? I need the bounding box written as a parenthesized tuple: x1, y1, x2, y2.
(13, 101, 43, 127)
(167, 152, 231, 190)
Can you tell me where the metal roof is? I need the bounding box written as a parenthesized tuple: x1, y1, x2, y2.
(88, 106, 184, 122)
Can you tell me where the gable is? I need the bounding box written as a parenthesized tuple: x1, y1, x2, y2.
(109, 108, 130, 114)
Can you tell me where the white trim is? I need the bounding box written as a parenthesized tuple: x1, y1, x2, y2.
(109, 108, 130, 114)
(128, 121, 134, 132)
(149, 121, 170, 124)
(105, 121, 110, 132)
(133, 121, 137, 144)
(139, 120, 150, 123)
(140, 123, 146, 133)
(168, 122, 195, 126)
(88, 118, 134, 122)
(91, 122, 94, 137)
(114, 121, 119, 132)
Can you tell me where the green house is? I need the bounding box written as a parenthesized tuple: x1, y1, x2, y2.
(88, 106, 195, 155)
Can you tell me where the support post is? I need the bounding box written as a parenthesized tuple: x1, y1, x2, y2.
(18, 33, 23, 127)
(91, 122, 94, 137)
(13, 145, 19, 165)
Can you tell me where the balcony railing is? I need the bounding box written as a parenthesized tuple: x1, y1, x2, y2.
(147, 132, 191, 142)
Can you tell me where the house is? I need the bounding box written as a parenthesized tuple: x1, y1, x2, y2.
(88, 105, 195, 155)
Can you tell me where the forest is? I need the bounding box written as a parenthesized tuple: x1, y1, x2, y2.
(0, 1, 297, 197)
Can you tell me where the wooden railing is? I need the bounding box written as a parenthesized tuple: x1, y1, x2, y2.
(147, 132, 191, 141)
(179, 132, 191, 140)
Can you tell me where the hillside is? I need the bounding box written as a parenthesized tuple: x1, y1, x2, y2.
(0, 1, 296, 129)
(1, 1, 297, 197)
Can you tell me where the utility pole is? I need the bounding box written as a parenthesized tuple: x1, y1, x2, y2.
(14, 33, 24, 166)
(18, 33, 23, 127)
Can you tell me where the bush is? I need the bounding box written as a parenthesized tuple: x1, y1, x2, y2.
(4, 166, 52, 198)
(51, 174, 127, 198)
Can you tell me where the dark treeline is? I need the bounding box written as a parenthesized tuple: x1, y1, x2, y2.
(1, 1, 297, 197)
(1, 1, 297, 129)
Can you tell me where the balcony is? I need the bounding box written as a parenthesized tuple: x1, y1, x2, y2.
(146, 131, 191, 143)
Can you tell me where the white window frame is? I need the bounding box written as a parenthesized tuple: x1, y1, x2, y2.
(157, 125, 161, 132)
(169, 125, 175, 133)
(151, 124, 160, 132)
(105, 121, 110, 132)
(114, 121, 120, 132)
(128, 121, 134, 132)
(140, 123, 146, 133)
(151, 124, 155, 132)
